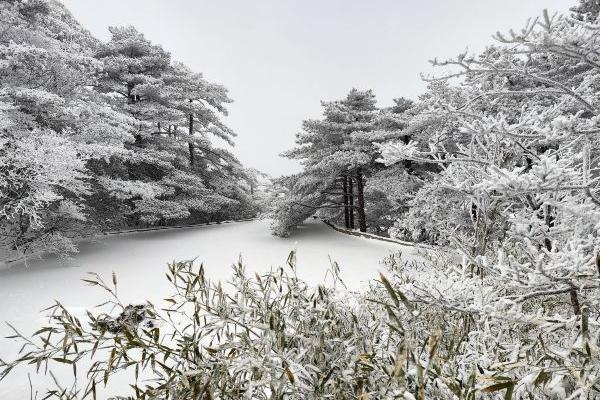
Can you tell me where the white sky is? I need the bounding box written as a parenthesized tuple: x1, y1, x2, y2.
(60, 0, 574, 176)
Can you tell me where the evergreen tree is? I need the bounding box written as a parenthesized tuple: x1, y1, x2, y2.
(0, 1, 260, 258)
(571, 0, 600, 21)
(377, 9, 600, 392)
(93, 26, 255, 227)
(273, 89, 401, 235)
(0, 0, 135, 255)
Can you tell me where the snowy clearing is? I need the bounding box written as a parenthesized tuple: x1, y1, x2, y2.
(0, 218, 417, 398)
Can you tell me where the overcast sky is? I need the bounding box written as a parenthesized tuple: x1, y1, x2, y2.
(61, 0, 573, 176)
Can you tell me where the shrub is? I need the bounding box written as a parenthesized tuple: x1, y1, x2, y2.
(2, 252, 599, 399)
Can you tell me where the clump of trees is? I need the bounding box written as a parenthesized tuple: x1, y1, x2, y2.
(0, 0, 261, 259)
(270, 90, 420, 236)
(268, 0, 600, 397)
(377, 0, 600, 317)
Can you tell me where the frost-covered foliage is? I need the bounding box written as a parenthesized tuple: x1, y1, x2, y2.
(2, 253, 398, 399)
(5, 252, 596, 399)
(0, 0, 260, 259)
(372, 4, 600, 398)
(271, 1, 600, 397)
(378, 8, 600, 292)
(0, 253, 466, 399)
(0, 0, 134, 256)
(381, 251, 600, 399)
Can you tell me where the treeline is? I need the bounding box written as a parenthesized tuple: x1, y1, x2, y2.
(0, 0, 261, 258)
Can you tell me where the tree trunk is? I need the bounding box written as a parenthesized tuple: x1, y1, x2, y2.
(402, 135, 413, 172)
(343, 176, 350, 228)
(128, 86, 143, 145)
(188, 114, 195, 166)
(570, 289, 581, 316)
(355, 168, 367, 232)
(188, 143, 195, 167)
(543, 204, 555, 251)
(348, 175, 355, 230)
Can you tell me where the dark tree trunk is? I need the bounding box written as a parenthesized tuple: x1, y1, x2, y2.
(402, 135, 413, 172)
(127, 86, 143, 144)
(343, 176, 350, 228)
(543, 204, 555, 251)
(355, 168, 367, 232)
(188, 143, 195, 166)
(348, 175, 355, 229)
(570, 289, 581, 316)
(541, 205, 581, 316)
(188, 114, 195, 166)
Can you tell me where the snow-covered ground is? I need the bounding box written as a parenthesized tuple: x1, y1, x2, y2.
(0, 219, 417, 398)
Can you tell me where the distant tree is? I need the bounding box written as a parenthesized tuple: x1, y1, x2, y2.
(93, 26, 255, 227)
(273, 89, 393, 235)
(364, 97, 433, 235)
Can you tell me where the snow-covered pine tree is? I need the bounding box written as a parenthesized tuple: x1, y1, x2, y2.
(571, 0, 600, 21)
(93, 26, 255, 227)
(0, 1, 259, 258)
(0, 0, 136, 256)
(363, 96, 442, 236)
(273, 89, 392, 235)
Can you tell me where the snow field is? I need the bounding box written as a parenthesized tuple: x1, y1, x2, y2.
(0, 219, 417, 398)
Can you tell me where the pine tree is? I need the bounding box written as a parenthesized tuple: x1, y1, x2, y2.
(273, 89, 394, 235)
(93, 26, 255, 227)
(0, 0, 135, 255)
(0, 2, 259, 258)
(571, 0, 600, 21)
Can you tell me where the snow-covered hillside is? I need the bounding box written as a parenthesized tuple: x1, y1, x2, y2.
(0, 219, 416, 398)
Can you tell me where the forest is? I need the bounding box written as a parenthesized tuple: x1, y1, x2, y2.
(0, 0, 262, 261)
(2, 0, 600, 399)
